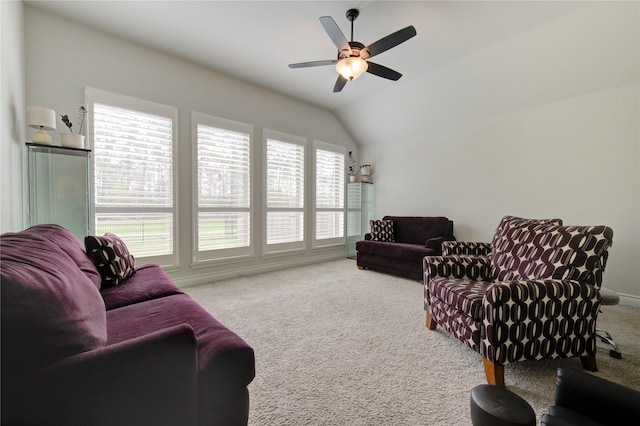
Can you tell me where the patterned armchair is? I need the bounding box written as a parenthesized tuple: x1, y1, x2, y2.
(424, 216, 614, 386)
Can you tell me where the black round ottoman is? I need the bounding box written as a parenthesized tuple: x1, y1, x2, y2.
(470, 384, 536, 426)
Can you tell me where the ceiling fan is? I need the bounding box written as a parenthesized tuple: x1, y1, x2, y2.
(288, 8, 417, 93)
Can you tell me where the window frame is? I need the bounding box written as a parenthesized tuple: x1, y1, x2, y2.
(191, 111, 254, 264)
(262, 129, 307, 255)
(86, 87, 179, 267)
(312, 140, 346, 249)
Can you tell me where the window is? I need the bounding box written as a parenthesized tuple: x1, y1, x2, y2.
(264, 130, 306, 252)
(193, 112, 252, 262)
(87, 88, 177, 266)
(314, 141, 346, 247)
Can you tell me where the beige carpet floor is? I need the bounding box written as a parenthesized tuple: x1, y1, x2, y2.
(186, 259, 640, 425)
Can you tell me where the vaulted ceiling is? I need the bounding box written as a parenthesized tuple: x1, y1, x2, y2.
(26, 1, 587, 112)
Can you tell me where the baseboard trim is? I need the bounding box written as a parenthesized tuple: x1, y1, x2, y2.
(174, 252, 347, 289)
(619, 292, 640, 308)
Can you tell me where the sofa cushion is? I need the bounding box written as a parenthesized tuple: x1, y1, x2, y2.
(20, 224, 103, 290)
(1, 231, 107, 381)
(369, 219, 395, 242)
(383, 216, 452, 245)
(85, 233, 136, 287)
(100, 264, 185, 310)
(106, 294, 255, 403)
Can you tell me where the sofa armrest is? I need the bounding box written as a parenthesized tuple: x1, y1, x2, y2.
(482, 280, 601, 364)
(442, 241, 492, 256)
(9, 324, 198, 426)
(423, 255, 493, 284)
(554, 366, 640, 425)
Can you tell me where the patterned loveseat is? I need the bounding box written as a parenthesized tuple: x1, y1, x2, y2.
(423, 216, 614, 386)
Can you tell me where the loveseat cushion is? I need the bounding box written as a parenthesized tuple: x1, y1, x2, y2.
(106, 294, 255, 402)
(1, 230, 107, 382)
(100, 264, 185, 310)
(383, 216, 452, 245)
(356, 240, 437, 262)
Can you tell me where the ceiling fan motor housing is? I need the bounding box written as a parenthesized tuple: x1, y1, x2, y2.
(338, 41, 369, 60)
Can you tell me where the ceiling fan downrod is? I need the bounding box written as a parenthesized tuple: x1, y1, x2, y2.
(346, 8, 359, 42)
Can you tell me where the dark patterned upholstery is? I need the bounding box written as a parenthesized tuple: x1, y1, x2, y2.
(442, 241, 492, 257)
(424, 216, 613, 383)
(369, 219, 395, 242)
(85, 233, 136, 287)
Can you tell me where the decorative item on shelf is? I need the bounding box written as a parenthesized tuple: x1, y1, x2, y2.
(360, 164, 372, 182)
(348, 150, 358, 182)
(27, 106, 57, 145)
(60, 106, 87, 148)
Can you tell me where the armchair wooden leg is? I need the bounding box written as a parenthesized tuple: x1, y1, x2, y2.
(580, 355, 598, 372)
(483, 357, 505, 387)
(425, 312, 437, 330)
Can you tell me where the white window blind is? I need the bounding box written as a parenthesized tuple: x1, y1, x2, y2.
(90, 94, 176, 264)
(315, 144, 345, 243)
(265, 132, 305, 248)
(194, 113, 252, 261)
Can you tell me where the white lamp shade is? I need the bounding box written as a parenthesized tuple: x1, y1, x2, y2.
(336, 58, 368, 81)
(26, 106, 56, 131)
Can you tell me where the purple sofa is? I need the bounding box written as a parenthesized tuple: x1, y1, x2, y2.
(356, 216, 455, 281)
(1, 224, 255, 425)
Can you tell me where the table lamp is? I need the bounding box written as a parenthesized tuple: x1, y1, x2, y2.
(27, 106, 56, 145)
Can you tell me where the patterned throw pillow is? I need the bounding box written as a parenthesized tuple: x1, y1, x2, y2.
(370, 219, 395, 242)
(85, 233, 136, 287)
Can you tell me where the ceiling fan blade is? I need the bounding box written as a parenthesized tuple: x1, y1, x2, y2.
(364, 25, 417, 58)
(333, 75, 348, 93)
(366, 62, 402, 81)
(289, 60, 337, 69)
(319, 16, 351, 54)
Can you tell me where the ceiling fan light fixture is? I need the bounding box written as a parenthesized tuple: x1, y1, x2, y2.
(336, 57, 367, 81)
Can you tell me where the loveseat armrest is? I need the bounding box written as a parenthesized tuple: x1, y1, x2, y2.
(482, 280, 601, 365)
(552, 366, 640, 425)
(442, 241, 492, 257)
(423, 255, 493, 284)
(425, 235, 457, 253)
(9, 324, 198, 426)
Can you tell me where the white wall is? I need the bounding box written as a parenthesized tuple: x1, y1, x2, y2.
(0, 0, 26, 232)
(21, 6, 358, 285)
(339, 2, 640, 303)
